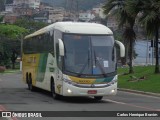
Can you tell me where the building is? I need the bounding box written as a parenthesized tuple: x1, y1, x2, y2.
(92, 5, 106, 19)
(38, 4, 65, 23)
(48, 8, 64, 23)
(134, 40, 160, 65)
(14, 7, 36, 16)
(42, 6, 54, 11)
(13, 0, 40, 9)
(4, 13, 18, 23)
(79, 11, 95, 22)
(106, 15, 118, 30)
(5, 0, 40, 10)
(4, 0, 41, 23)
(5, 0, 14, 12)
(33, 11, 49, 23)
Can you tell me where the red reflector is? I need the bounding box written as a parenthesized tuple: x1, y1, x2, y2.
(88, 90, 97, 94)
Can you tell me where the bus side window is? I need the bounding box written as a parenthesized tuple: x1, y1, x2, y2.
(48, 32, 54, 53)
(42, 34, 47, 52)
(54, 30, 62, 70)
(48, 31, 55, 55)
(23, 38, 32, 54)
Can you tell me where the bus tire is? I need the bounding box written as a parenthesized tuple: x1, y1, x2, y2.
(28, 74, 34, 91)
(51, 79, 60, 100)
(94, 96, 103, 101)
(26, 73, 29, 84)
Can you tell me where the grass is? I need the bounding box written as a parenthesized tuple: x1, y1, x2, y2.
(0, 69, 20, 74)
(118, 66, 160, 93)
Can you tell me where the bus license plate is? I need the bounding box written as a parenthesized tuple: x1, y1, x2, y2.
(88, 90, 97, 94)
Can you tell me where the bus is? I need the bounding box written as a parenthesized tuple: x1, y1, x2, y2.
(22, 22, 125, 100)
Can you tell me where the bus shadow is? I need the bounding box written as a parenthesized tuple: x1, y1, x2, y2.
(29, 87, 108, 104)
(59, 96, 107, 104)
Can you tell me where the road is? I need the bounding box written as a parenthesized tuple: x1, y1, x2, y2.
(0, 73, 160, 120)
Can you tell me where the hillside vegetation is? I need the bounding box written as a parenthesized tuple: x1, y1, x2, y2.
(41, 0, 106, 10)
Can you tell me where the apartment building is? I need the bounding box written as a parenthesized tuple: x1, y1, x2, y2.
(92, 5, 106, 19)
(79, 11, 95, 22)
(107, 15, 118, 30)
(13, 0, 40, 9)
(5, 0, 14, 12)
(39, 4, 65, 23)
(3, 0, 41, 23)
(49, 8, 64, 23)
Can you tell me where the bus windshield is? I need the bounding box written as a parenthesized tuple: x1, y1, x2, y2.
(63, 34, 116, 77)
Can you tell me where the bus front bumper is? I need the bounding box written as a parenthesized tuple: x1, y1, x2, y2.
(62, 82, 117, 96)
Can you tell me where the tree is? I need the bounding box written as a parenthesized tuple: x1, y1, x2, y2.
(14, 18, 48, 34)
(140, 0, 160, 73)
(10, 40, 21, 69)
(103, 0, 137, 73)
(0, 24, 28, 39)
(0, 37, 11, 67)
(0, 24, 28, 69)
(126, 0, 160, 73)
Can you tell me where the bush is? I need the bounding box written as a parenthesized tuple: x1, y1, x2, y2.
(0, 66, 6, 73)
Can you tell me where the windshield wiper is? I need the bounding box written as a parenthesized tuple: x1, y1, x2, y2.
(93, 51, 106, 77)
(77, 50, 90, 77)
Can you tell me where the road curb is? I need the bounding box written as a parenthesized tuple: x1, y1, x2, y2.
(118, 88, 160, 97)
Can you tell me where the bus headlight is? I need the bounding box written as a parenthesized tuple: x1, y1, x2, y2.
(111, 89, 116, 93)
(67, 89, 72, 93)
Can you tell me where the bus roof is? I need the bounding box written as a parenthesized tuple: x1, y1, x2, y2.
(24, 22, 113, 39)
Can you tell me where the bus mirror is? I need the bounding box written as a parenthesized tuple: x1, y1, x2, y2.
(115, 40, 125, 57)
(58, 39, 64, 56)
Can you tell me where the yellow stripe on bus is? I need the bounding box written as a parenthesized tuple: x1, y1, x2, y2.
(69, 76, 96, 84)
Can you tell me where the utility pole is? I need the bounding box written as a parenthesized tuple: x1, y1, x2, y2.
(70, 0, 73, 20)
(146, 38, 149, 65)
(64, 0, 70, 20)
(76, 0, 79, 21)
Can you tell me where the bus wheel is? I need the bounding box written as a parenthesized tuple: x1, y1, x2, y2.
(28, 75, 34, 91)
(51, 81, 60, 100)
(94, 96, 103, 101)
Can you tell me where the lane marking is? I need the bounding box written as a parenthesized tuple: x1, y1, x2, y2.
(0, 105, 18, 120)
(104, 99, 160, 111)
(0, 105, 6, 111)
(104, 99, 126, 105)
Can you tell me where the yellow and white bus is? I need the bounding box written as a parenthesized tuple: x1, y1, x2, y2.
(22, 22, 125, 100)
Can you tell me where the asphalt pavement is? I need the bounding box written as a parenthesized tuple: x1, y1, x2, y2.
(0, 72, 160, 120)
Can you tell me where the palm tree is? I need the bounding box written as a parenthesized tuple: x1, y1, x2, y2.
(140, 0, 160, 73)
(103, 0, 137, 73)
(126, 0, 160, 73)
